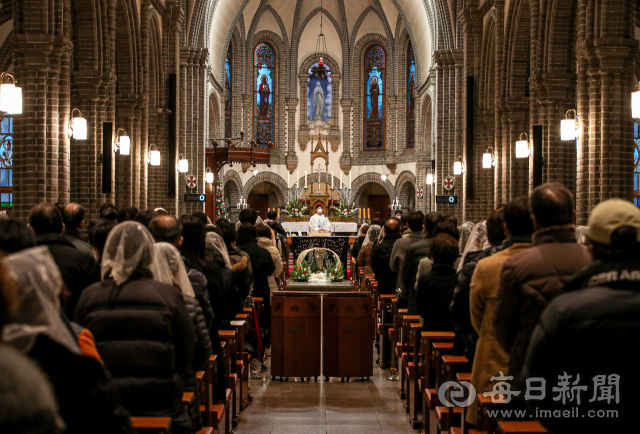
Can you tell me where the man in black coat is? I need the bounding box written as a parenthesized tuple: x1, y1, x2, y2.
(62, 203, 94, 256)
(371, 218, 403, 294)
(522, 199, 640, 433)
(29, 203, 100, 318)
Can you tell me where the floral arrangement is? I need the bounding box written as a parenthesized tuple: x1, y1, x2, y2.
(215, 179, 229, 220)
(291, 247, 345, 282)
(290, 260, 311, 281)
(325, 257, 346, 282)
(331, 201, 358, 217)
(284, 198, 308, 217)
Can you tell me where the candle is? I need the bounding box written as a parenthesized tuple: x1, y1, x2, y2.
(297, 171, 299, 187)
(349, 172, 352, 187)
(277, 208, 280, 217)
(359, 209, 361, 218)
(287, 171, 290, 187)
(331, 171, 334, 188)
(367, 208, 370, 219)
(305, 171, 307, 187)
(340, 172, 343, 187)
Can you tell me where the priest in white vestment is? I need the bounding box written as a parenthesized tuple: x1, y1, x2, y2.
(309, 205, 331, 233)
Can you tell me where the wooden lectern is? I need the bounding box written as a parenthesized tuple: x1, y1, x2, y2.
(309, 231, 331, 236)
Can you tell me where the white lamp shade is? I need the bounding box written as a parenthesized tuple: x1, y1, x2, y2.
(483, 152, 492, 168)
(426, 173, 433, 185)
(179, 158, 189, 173)
(150, 149, 161, 166)
(72, 117, 87, 140)
(381, 174, 387, 181)
(0, 84, 21, 115)
(206, 171, 214, 183)
(453, 161, 462, 175)
(252, 170, 258, 176)
(633, 90, 640, 119)
(515, 140, 530, 158)
(119, 136, 130, 155)
(561, 118, 576, 141)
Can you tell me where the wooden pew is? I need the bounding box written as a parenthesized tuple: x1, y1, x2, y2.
(434, 355, 470, 434)
(399, 314, 421, 403)
(234, 313, 251, 411)
(497, 421, 548, 433)
(451, 373, 480, 434)
(387, 299, 399, 379)
(130, 417, 171, 433)
(419, 332, 456, 432)
(218, 330, 239, 428)
(377, 294, 395, 368)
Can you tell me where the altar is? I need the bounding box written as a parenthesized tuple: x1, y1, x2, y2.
(288, 236, 351, 272)
(282, 221, 358, 234)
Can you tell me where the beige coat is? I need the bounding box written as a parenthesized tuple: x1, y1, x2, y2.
(257, 237, 283, 296)
(467, 242, 532, 424)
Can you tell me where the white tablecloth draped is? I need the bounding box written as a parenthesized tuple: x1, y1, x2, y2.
(282, 222, 358, 234)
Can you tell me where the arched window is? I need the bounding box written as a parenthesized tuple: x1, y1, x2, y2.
(364, 45, 386, 151)
(0, 116, 13, 212)
(225, 43, 232, 138)
(634, 121, 640, 206)
(254, 42, 275, 146)
(406, 43, 416, 148)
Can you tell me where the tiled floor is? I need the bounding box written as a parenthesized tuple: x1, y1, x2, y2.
(235, 349, 419, 434)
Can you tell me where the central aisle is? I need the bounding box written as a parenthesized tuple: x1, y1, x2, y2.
(234, 349, 417, 434)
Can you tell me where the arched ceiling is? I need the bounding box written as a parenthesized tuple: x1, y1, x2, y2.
(206, 0, 447, 82)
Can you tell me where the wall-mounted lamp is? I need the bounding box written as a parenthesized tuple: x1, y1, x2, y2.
(380, 173, 393, 182)
(632, 83, 640, 118)
(0, 73, 22, 115)
(206, 167, 214, 184)
(453, 156, 465, 176)
(68, 108, 87, 140)
(177, 153, 188, 173)
(483, 147, 496, 168)
(113, 128, 130, 155)
(252, 169, 259, 176)
(426, 171, 434, 185)
(560, 109, 578, 141)
(515, 133, 530, 159)
(148, 144, 161, 166)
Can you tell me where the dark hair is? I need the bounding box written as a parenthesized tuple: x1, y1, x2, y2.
(487, 206, 507, 246)
(149, 215, 182, 245)
(267, 210, 278, 220)
(432, 222, 460, 240)
(267, 220, 286, 237)
(256, 223, 273, 239)
(401, 214, 409, 226)
(116, 207, 138, 223)
(100, 207, 117, 221)
(154, 208, 168, 216)
(504, 198, 534, 237)
(590, 226, 640, 259)
(384, 218, 401, 234)
(372, 218, 383, 227)
(394, 210, 403, 216)
(134, 210, 158, 228)
(424, 212, 444, 235)
(0, 254, 15, 334)
(237, 222, 258, 246)
(53, 202, 66, 215)
(445, 216, 458, 227)
(530, 183, 574, 228)
(0, 219, 36, 254)
(408, 211, 425, 232)
(316, 204, 324, 210)
(429, 234, 459, 266)
(208, 226, 224, 238)
(62, 203, 84, 230)
(179, 216, 208, 271)
(100, 203, 117, 213)
(216, 218, 229, 226)
(218, 221, 237, 250)
(29, 203, 64, 235)
(89, 220, 117, 258)
(192, 211, 209, 226)
(239, 208, 258, 225)
(359, 224, 370, 237)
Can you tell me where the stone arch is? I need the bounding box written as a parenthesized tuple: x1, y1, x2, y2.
(218, 0, 251, 84)
(264, 5, 290, 54)
(209, 92, 220, 140)
(352, 33, 390, 164)
(242, 172, 288, 207)
(395, 170, 416, 196)
(351, 172, 395, 206)
(396, 170, 417, 210)
(223, 169, 243, 219)
(421, 94, 433, 155)
(504, 0, 531, 98)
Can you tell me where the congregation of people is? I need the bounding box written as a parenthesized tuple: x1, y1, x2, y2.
(0, 204, 287, 434)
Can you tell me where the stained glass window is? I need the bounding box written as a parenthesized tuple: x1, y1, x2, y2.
(364, 45, 386, 151)
(634, 121, 640, 206)
(0, 116, 13, 210)
(225, 43, 232, 138)
(406, 43, 416, 148)
(254, 42, 275, 146)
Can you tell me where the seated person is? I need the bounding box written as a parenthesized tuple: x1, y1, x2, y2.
(308, 204, 331, 233)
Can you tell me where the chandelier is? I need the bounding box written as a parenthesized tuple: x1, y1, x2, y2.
(310, 0, 328, 79)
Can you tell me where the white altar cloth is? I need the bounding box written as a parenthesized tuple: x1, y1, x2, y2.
(282, 222, 358, 234)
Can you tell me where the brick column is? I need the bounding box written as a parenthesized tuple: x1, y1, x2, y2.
(285, 97, 298, 172)
(339, 99, 353, 174)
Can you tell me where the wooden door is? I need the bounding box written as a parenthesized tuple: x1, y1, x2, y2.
(368, 195, 391, 221)
(248, 193, 269, 220)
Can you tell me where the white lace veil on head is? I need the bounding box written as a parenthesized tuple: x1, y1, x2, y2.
(458, 221, 489, 271)
(2, 246, 82, 355)
(101, 221, 156, 286)
(575, 226, 589, 245)
(363, 225, 381, 246)
(206, 232, 231, 268)
(152, 242, 195, 297)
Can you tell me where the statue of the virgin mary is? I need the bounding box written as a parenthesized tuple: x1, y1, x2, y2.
(312, 82, 324, 121)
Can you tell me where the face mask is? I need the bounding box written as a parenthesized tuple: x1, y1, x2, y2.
(317, 209, 323, 215)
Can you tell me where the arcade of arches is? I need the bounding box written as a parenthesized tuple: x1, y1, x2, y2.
(4, 0, 640, 223)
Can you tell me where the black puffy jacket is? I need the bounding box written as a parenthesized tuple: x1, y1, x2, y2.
(237, 241, 276, 299)
(370, 231, 403, 294)
(74, 271, 196, 427)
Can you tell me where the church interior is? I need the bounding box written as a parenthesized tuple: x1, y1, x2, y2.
(1, 0, 640, 433)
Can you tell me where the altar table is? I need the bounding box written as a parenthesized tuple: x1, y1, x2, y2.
(282, 222, 358, 234)
(289, 236, 350, 270)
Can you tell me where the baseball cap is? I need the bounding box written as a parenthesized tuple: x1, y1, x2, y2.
(587, 199, 640, 245)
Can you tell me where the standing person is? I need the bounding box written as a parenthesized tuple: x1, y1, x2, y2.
(5, 247, 134, 434)
(351, 224, 369, 264)
(465, 199, 533, 425)
(218, 221, 253, 302)
(522, 199, 640, 433)
(356, 225, 381, 275)
(493, 183, 591, 379)
(0, 219, 36, 253)
(74, 222, 195, 434)
(256, 224, 283, 296)
(62, 203, 93, 256)
(29, 203, 100, 318)
(308, 204, 331, 233)
(206, 231, 243, 328)
(390, 211, 429, 303)
(371, 218, 403, 294)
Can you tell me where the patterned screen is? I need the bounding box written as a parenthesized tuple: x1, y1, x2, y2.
(225, 43, 232, 138)
(406, 43, 416, 148)
(364, 45, 386, 151)
(254, 42, 275, 146)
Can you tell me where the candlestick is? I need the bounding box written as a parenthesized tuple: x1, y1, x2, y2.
(349, 172, 352, 187)
(340, 172, 343, 187)
(277, 208, 280, 218)
(287, 171, 290, 187)
(297, 170, 299, 187)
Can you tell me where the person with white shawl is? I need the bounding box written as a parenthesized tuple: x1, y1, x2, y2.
(255, 224, 283, 295)
(357, 225, 381, 275)
(205, 231, 244, 327)
(4, 246, 135, 434)
(74, 222, 196, 434)
(153, 242, 212, 432)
